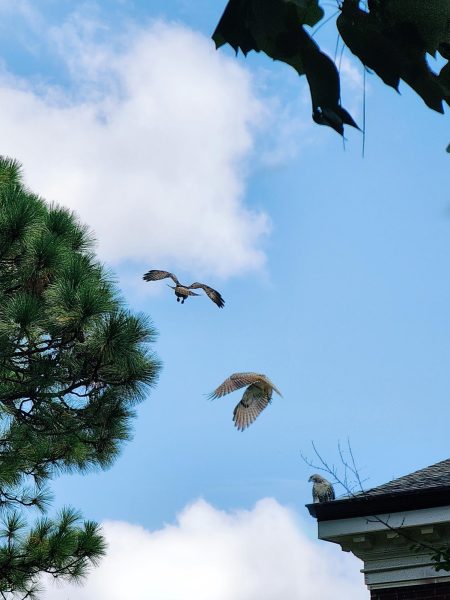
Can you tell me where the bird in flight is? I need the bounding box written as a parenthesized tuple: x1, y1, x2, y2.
(209, 372, 282, 431)
(143, 270, 225, 308)
(308, 474, 335, 503)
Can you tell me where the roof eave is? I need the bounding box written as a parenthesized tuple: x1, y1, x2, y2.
(307, 485, 450, 521)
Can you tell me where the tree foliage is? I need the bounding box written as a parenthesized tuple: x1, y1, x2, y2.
(0, 157, 161, 598)
(213, 0, 449, 136)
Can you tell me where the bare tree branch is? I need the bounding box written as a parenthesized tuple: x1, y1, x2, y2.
(302, 440, 450, 569)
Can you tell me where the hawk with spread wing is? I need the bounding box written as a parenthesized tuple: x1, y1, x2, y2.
(143, 270, 224, 308)
(308, 474, 335, 503)
(209, 372, 282, 431)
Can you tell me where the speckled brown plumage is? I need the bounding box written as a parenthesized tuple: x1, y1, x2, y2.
(209, 372, 282, 431)
(143, 269, 224, 307)
(308, 474, 335, 503)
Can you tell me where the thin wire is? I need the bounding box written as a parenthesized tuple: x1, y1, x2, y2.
(362, 66, 366, 158)
(336, 35, 347, 150)
(362, 0, 368, 158)
(334, 33, 341, 62)
(338, 36, 345, 74)
(311, 9, 340, 38)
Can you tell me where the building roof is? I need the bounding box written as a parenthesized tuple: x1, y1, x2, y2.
(307, 458, 450, 521)
(364, 458, 450, 496)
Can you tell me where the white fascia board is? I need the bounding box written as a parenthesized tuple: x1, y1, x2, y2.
(318, 504, 450, 541)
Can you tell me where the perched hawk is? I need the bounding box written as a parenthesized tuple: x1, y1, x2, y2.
(308, 474, 335, 503)
(209, 372, 282, 431)
(143, 270, 224, 308)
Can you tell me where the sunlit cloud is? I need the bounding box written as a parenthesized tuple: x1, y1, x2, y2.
(43, 498, 366, 600)
(0, 17, 271, 278)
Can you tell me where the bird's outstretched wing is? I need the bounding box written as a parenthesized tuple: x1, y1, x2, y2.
(189, 282, 225, 308)
(143, 270, 179, 285)
(233, 384, 271, 431)
(209, 372, 268, 399)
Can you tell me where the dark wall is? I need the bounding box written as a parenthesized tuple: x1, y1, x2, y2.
(371, 582, 450, 600)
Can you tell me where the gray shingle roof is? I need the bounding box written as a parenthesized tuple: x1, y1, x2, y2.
(307, 458, 450, 521)
(363, 458, 450, 497)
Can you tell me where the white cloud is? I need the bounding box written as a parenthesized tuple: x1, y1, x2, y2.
(43, 498, 366, 600)
(0, 18, 270, 278)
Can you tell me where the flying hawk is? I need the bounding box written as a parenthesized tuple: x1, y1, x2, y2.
(209, 372, 282, 431)
(308, 474, 335, 503)
(143, 270, 224, 308)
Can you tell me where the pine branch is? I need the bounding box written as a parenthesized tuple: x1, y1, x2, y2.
(0, 156, 161, 596)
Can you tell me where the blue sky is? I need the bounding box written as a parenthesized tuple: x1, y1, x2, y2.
(1, 1, 449, 598)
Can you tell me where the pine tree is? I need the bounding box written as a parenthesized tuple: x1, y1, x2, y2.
(0, 157, 161, 598)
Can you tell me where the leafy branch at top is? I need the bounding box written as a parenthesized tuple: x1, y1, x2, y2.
(212, 0, 449, 137)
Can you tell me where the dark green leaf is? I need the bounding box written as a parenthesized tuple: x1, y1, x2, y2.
(337, 3, 445, 113)
(337, 7, 401, 90)
(212, 0, 324, 75)
(284, 0, 324, 27)
(438, 61, 450, 105)
(298, 27, 359, 135)
(382, 0, 450, 57)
